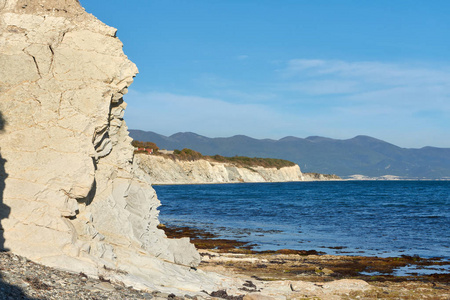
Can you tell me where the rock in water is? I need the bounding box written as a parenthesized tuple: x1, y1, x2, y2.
(0, 0, 224, 293)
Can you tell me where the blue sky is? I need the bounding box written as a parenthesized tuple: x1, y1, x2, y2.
(80, 1, 450, 148)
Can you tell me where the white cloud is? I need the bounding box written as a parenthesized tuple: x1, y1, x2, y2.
(280, 59, 450, 113)
(284, 59, 450, 86)
(285, 59, 326, 71)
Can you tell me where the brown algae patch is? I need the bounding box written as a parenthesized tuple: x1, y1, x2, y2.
(160, 223, 450, 298)
(160, 223, 450, 284)
(157, 224, 254, 250)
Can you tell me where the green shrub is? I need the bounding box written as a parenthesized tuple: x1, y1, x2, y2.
(176, 148, 203, 161)
(131, 140, 159, 153)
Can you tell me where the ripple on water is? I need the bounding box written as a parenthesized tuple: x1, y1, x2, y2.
(155, 181, 450, 263)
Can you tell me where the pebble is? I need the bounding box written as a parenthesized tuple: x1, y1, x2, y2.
(94, 282, 116, 292)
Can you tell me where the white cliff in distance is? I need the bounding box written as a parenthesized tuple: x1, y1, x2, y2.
(137, 154, 305, 185)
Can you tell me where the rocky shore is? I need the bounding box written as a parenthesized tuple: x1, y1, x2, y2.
(158, 224, 450, 299)
(2, 244, 449, 300)
(1, 222, 449, 299)
(199, 250, 449, 299)
(0, 251, 181, 300)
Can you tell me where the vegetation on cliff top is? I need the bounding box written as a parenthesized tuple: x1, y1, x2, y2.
(207, 154, 295, 169)
(133, 140, 295, 169)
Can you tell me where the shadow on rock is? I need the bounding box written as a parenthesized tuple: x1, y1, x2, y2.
(0, 275, 39, 300)
(1, 110, 9, 251)
(0, 111, 37, 299)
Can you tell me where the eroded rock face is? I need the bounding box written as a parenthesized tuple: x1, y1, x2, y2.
(137, 154, 304, 185)
(0, 0, 223, 293)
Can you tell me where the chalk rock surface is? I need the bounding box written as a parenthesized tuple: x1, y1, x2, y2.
(137, 154, 304, 185)
(0, 0, 228, 294)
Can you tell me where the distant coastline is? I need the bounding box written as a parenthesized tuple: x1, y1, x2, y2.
(136, 153, 341, 185)
(129, 130, 450, 180)
(132, 141, 340, 184)
(344, 175, 450, 181)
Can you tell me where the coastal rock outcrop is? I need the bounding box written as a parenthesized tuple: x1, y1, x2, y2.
(0, 0, 227, 293)
(136, 154, 305, 184)
(302, 172, 342, 181)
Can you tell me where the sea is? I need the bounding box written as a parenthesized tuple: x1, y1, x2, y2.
(154, 181, 450, 273)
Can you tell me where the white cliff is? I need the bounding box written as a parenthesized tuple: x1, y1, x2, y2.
(137, 154, 304, 184)
(0, 0, 231, 294)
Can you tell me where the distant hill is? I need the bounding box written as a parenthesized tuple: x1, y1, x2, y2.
(129, 130, 450, 179)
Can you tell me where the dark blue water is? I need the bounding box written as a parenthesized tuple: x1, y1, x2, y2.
(154, 181, 450, 260)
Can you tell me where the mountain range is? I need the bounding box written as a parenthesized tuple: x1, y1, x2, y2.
(129, 130, 450, 179)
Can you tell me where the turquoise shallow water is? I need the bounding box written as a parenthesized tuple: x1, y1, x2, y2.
(154, 181, 450, 261)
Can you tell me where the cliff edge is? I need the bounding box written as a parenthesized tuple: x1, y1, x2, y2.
(0, 0, 229, 293)
(137, 154, 305, 184)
